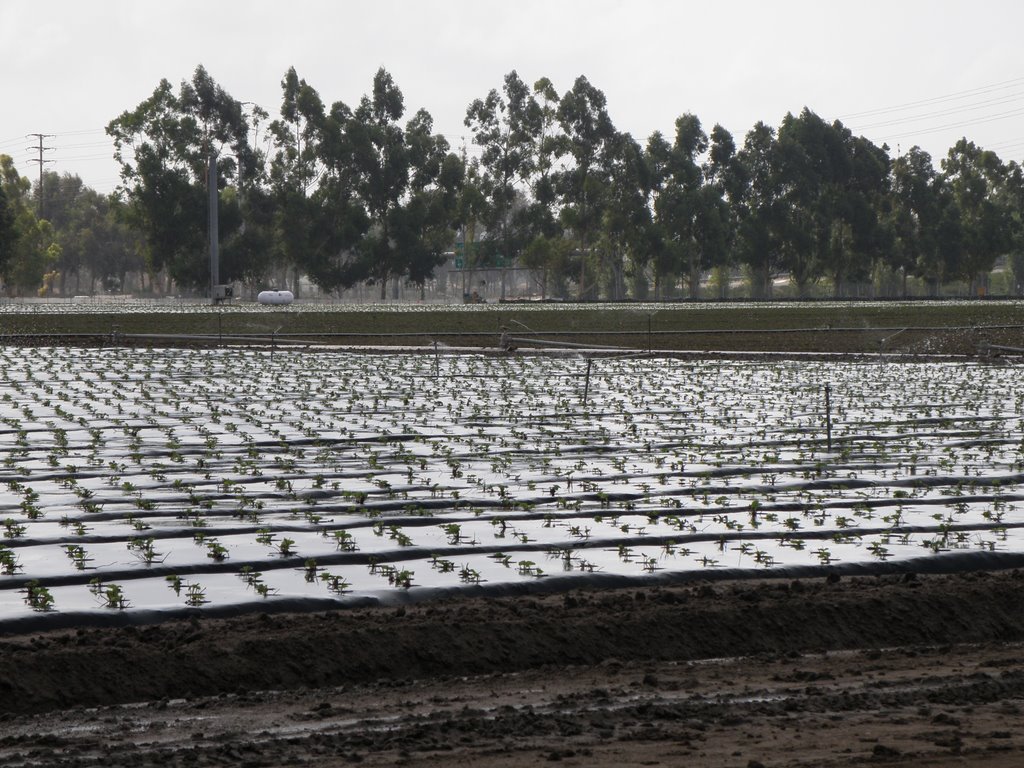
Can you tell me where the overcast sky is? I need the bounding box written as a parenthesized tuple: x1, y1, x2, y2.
(2, 0, 1022, 194)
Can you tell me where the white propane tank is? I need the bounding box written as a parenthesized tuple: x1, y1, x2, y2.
(257, 290, 294, 305)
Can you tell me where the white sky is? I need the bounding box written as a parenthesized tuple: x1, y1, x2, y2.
(2, 0, 1023, 195)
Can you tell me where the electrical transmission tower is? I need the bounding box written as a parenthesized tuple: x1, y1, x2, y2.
(26, 133, 55, 218)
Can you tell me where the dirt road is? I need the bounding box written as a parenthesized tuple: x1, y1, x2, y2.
(1, 570, 1023, 766)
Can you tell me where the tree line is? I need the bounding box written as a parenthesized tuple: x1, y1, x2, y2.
(1, 65, 1023, 300)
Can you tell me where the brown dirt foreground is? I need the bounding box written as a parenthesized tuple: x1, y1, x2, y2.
(1, 570, 1024, 767)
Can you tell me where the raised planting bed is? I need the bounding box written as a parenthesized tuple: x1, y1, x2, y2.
(1, 345, 1024, 630)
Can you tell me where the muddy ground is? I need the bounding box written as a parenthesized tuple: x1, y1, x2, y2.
(0, 569, 1022, 766)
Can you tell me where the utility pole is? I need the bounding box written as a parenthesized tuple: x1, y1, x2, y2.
(26, 134, 55, 218)
(209, 151, 219, 302)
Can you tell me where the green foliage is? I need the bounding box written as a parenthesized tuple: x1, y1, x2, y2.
(339, 69, 461, 298)
(24, 580, 54, 611)
(463, 71, 543, 296)
(2, 66, 1022, 301)
(0, 171, 17, 274)
(942, 138, 1011, 289)
(0, 154, 60, 294)
(107, 65, 258, 289)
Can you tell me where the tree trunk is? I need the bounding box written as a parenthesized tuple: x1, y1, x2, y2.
(578, 244, 586, 301)
(713, 266, 729, 299)
(688, 253, 701, 300)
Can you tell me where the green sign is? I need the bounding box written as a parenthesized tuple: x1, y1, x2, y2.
(453, 242, 508, 268)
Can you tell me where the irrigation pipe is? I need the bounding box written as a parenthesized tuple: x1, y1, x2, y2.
(981, 344, 1024, 355)
(506, 335, 633, 351)
(0, 323, 1021, 344)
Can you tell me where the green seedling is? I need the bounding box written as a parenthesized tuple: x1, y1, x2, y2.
(63, 544, 92, 570)
(165, 574, 183, 595)
(184, 582, 208, 606)
(24, 580, 54, 611)
(321, 573, 350, 594)
(2, 518, 26, 538)
(277, 537, 296, 557)
(0, 545, 20, 575)
(331, 530, 358, 551)
(205, 540, 229, 561)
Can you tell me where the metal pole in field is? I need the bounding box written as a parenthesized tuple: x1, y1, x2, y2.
(824, 382, 832, 452)
(583, 358, 593, 404)
(209, 152, 219, 303)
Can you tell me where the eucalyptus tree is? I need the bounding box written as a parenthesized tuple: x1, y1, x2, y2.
(452, 155, 488, 297)
(650, 113, 737, 300)
(464, 70, 540, 298)
(997, 160, 1024, 293)
(690, 183, 733, 298)
(394, 112, 464, 296)
(0, 154, 57, 294)
(519, 77, 566, 297)
(520, 233, 574, 299)
(107, 65, 257, 290)
(888, 146, 941, 294)
(775, 109, 843, 296)
(827, 129, 891, 296)
(83, 196, 146, 293)
(525, 77, 562, 236)
(704, 124, 741, 298)
(218, 181, 278, 294)
(770, 110, 887, 297)
(733, 122, 786, 298)
(341, 68, 457, 299)
(34, 170, 142, 294)
(555, 75, 617, 299)
(301, 96, 371, 293)
(599, 132, 652, 299)
(941, 138, 1009, 292)
(0, 162, 20, 278)
(648, 114, 707, 298)
(38, 171, 87, 292)
(267, 67, 331, 294)
(642, 132, 677, 298)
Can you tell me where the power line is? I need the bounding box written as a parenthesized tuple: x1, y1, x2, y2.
(836, 75, 1024, 159)
(837, 75, 1024, 121)
(849, 90, 1024, 132)
(59, 153, 118, 162)
(877, 107, 1024, 143)
(26, 133, 55, 218)
(58, 140, 116, 150)
(55, 128, 110, 137)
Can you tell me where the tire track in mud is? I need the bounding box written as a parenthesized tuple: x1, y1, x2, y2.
(1, 638, 1022, 767)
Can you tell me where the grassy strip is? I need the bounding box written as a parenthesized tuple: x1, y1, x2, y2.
(0, 302, 1021, 354)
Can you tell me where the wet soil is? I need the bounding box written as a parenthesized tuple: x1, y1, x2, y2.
(1, 569, 1023, 766)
